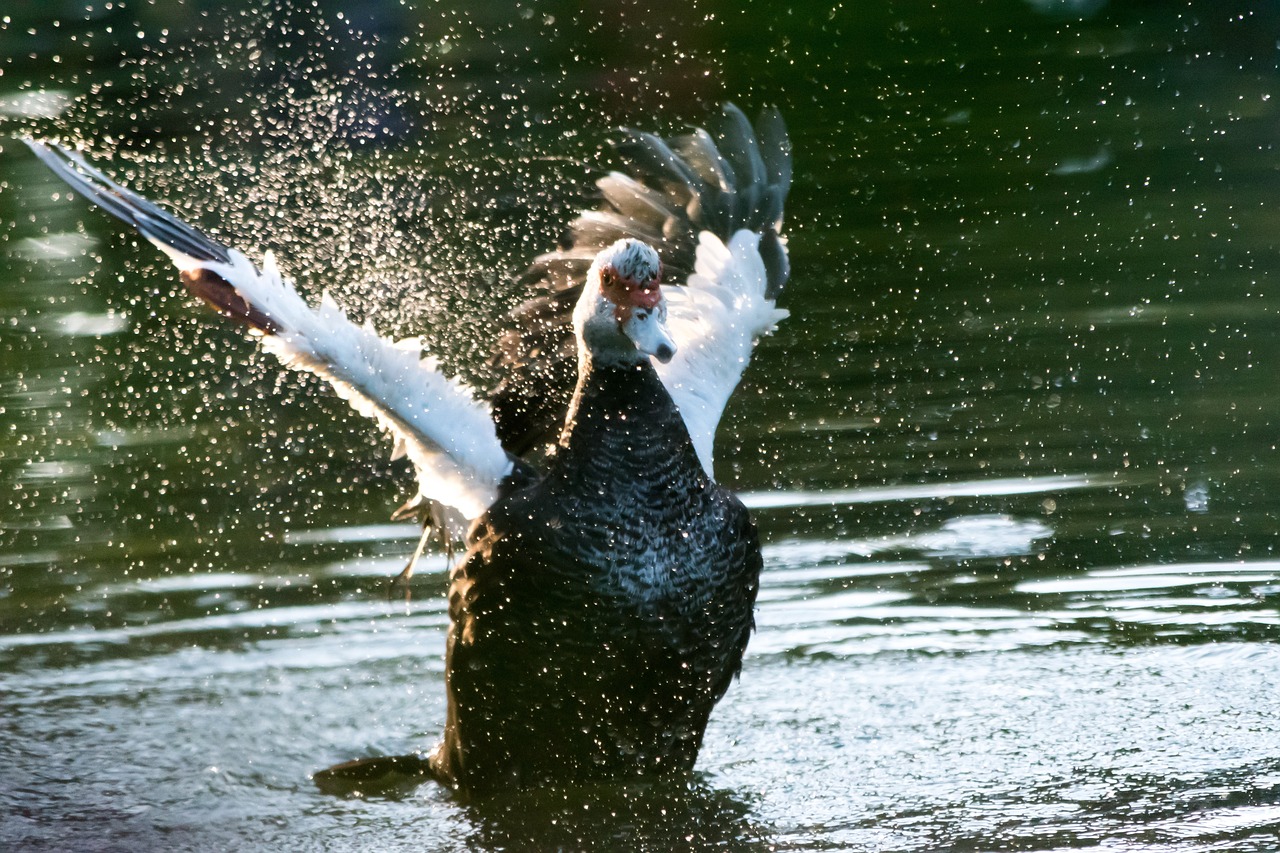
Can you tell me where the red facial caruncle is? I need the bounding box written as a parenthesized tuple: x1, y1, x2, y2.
(601, 262, 663, 321)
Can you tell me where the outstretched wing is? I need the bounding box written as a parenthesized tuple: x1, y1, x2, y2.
(489, 103, 791, 474)
(25, 140, 513, 521)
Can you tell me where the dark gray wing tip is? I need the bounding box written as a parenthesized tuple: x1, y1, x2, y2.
(23, 138, 233, 266)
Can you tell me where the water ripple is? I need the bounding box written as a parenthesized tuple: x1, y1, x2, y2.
(741, 473, 1115, 510)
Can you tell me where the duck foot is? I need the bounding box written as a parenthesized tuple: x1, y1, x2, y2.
(313, 752, 436, 796)
(386, 520, 432, 602)
(386, 499, 454, 601)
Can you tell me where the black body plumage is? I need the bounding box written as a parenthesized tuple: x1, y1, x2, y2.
(433, 359, 761, 794)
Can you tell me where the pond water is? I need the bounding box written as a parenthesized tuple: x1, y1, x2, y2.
(3, 1, 1280, 850)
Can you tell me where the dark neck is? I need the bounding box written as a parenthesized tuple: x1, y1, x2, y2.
(551, 358, 704, 491)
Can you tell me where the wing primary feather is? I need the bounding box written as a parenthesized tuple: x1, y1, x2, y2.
(24, 139, 233, 265)
(755, 107, 793, 202)
(717, 105, 768, 195)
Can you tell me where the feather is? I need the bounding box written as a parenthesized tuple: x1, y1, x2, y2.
(202, 256, 513, 519)
(656, 229, 788, 478)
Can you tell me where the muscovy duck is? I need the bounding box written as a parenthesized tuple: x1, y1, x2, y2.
(25, 103, 791, 796)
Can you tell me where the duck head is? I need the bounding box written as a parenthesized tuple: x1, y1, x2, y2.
(574, 238, 676, 367)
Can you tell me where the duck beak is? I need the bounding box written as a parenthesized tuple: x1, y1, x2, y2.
(622, 303, 677, 364)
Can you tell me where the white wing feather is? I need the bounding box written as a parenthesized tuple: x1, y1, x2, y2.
(153, 242, 512, 520)
(656, 229, 789, 479)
